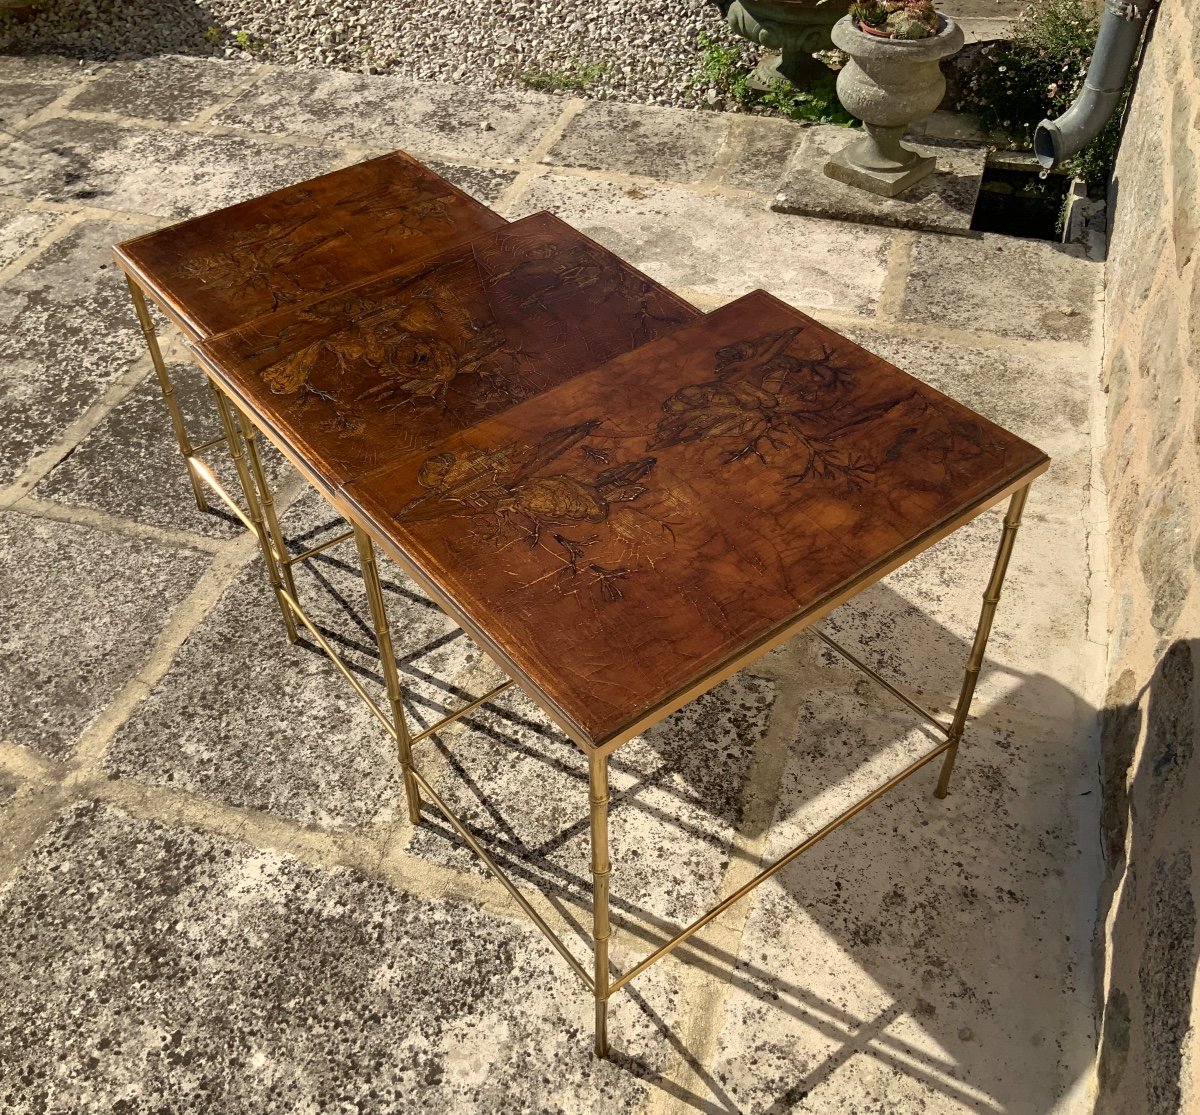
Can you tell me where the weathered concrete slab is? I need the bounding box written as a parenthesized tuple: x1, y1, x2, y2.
(0, 53, 85, 122)
(0, 512, 209, 761)
(213, 69, 564, 163)
(0, 802, 678, 1112)
(407, 675, 775, 926)
(0, 218, 150, 487)
(511, 173, 892, 314)
(104, 489, 485, 829)
(710, 679, 1095, 1112)
(773, 126, 988, 235)
(721, 114, 807, 193)
(0, 203, 59, 271)
(903, 232, 1101, 343)
(34, 361, 291, 540)
(61, 56, 258, 122)
(423, 159, 519, 206)
(543, 100, 731, 184)
(0, 118, 343, 218)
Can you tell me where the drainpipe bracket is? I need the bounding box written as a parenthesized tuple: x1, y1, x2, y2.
(1106, 0, 1143, 22)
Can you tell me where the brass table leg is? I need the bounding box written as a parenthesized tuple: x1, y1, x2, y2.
(124, 276, 208, 511)
(354, 525, 423, 825)
(209, 383, 299, 644)
(935, 484, 1031, 798)
(589, 752, 613, 1057)
(238, 409, 299, 610)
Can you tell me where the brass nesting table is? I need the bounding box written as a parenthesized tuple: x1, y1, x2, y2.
(115, 151, 1048, 1057)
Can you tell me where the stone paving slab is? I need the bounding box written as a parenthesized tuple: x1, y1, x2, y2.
(511, 173, 892, 314)
(104, 489, 489, 829)
(0, 53, 1106, 1114)
(809, 330, 1095, 719)
(0, 511, 210, 761)
(0, 802, 678, 1113)
(902, 232, 1101, 344)
(34, 360, 291, 540)
(710, 681, 1094, 1112)
(0, 218, 150, 487)
(407, 675, 775, 927)
(0, 202, 59, 271)
(772, 127, 988, 236)
(721, 114, 808, 193)
(0, 117, 345, 218)
(60, 56, 257, 123)
(0, 53, 85, 123)
(213, 69, 564, 164)
(423, 159, 519, 207)
(542, 100, 731, 184)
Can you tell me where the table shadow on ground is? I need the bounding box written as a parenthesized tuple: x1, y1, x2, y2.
(281, 500, 1100, 1114)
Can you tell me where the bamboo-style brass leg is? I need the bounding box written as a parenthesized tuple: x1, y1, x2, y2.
(124, 276, 208, 511)
(210, 383, 299, 644)
(589, 752, 613, 1057)
(354, 525, 422, 825)
(237, 408, 298, 608)
(935, 485, 1031, 798)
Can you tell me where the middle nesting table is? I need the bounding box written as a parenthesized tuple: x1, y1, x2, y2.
(190, 206, 702, 880)
(197, 210, 699, 506)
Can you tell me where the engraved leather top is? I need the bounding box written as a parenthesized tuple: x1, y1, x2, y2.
(114, 151, 506, 338)
(193, 211, 701, 484)
(342, 291, 1049, 749)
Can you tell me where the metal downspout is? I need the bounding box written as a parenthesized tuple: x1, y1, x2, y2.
(1033, 0, 1153, 169)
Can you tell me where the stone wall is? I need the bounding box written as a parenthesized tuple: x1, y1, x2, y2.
(1096, 0, 1200, 1110)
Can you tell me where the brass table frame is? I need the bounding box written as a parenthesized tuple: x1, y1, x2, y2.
(348, 482, 1031, 1057)
(125, 274, 353, 647)
(126, 262, 1035, 1059)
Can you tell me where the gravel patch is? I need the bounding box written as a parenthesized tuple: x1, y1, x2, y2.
(1, 0, 762, 111)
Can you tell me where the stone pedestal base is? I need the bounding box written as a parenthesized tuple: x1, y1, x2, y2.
(772, 124, 988, 235)
(747, 49, 830, 92)
(824, 145, 936, 197)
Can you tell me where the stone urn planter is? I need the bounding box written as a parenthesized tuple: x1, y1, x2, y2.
(723, 0, 849, 90)
(824, 13, 964, 196)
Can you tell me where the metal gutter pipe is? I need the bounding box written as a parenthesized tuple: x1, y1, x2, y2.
(1033, 0, 1153, 169)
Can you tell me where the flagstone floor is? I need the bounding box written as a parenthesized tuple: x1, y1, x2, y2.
(0, 53, 1107, 1114)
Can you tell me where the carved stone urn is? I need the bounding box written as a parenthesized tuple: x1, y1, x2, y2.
(723, 0, 850, 90)
(824, 13, 964, 196)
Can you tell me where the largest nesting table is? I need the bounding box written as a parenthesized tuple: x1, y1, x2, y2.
(115, 151, 1048, 1058)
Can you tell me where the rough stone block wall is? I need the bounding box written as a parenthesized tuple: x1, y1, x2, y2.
(1097, 0, 1200, 1110)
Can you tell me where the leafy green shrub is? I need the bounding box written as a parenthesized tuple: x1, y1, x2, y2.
(690, 31, 854, 125)
(958, 0, 1118, 186)
(759, 75, 855, 125)
(518, 61, 610, 93)
(693, 30, 755, 107)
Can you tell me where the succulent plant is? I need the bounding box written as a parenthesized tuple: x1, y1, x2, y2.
(850, 0, 939, 38)
(848, 0, 886, 27)
(887, 11, 930, 37)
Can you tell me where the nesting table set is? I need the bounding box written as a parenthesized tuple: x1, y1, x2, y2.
(114, 150, 1047, 1057)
